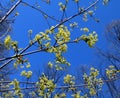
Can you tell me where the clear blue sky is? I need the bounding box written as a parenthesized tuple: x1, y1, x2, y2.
(9, 0, 120, 76)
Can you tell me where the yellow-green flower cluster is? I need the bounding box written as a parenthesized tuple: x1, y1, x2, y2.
(4, 35, 18, 52)
(44, 42, 51, 48)
(34, 32, 51, 42)
(45, 26, 55, 34)
(89, 88, 96, 95)
(10, 79, 23, 97)
(13, 55, 28, 68)
(4, 35, 11, 49)
(57, 44, 68, 53)
(53, 45, 70, 66)
(88, 10, 94, 16)
(35, 34, 41, 41)
(70, 22, 78, 28)
(80, 31, 98, 47)
(83, 68, 103, 96)
(21, 70, 32, 78)
(48, 61, 53, 68)
(64, 74, 75, 85)
(47, 44, 67, 53)
(58, 2, 66, 11)
(55, 25, 70, 45)
(47, 44, 70, 66)
(36, 74, 56, 97)
(81, 27, 89, 33)
(72, 91, 81, 98)
(26, 62, 31, 68)
(33, 32, 52, 49)
(55, 65, 63, 70)
(72, 91, 88, 98)
(15, 12, 19, 16)
(56, 55, 69, 65)
(54, 93, 66, 98)
(83, 12, 88, 21)
(106, 65, 120, 79)
(90, 67, 99, 77)
(2, 91, 14, 98)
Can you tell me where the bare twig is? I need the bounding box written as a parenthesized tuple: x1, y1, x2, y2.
(21, 1, 60, 22)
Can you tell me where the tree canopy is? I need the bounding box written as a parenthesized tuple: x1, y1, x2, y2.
(0, 0, 120, 98)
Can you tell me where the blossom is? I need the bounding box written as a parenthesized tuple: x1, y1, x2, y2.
(4, 35, 11, 49)
(81, 27, 89, 33)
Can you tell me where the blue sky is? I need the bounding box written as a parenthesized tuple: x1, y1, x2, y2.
(9, 0, 120, 76)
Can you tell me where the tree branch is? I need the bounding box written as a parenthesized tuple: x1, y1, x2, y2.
(0, 0, 99, 70)
(0, 75, 119, 92)
(0, 0, 22, 23)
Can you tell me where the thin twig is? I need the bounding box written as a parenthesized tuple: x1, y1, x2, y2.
(53, 0, 99, 30)
(21, 1, 60, 22)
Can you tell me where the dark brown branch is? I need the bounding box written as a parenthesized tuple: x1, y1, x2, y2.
(0, 38, 79, 62)
(0, 81, 35, 84)
(0, 40, 37, 70)
(0, 59, 13, 70)
(0, 0, 22, 23)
